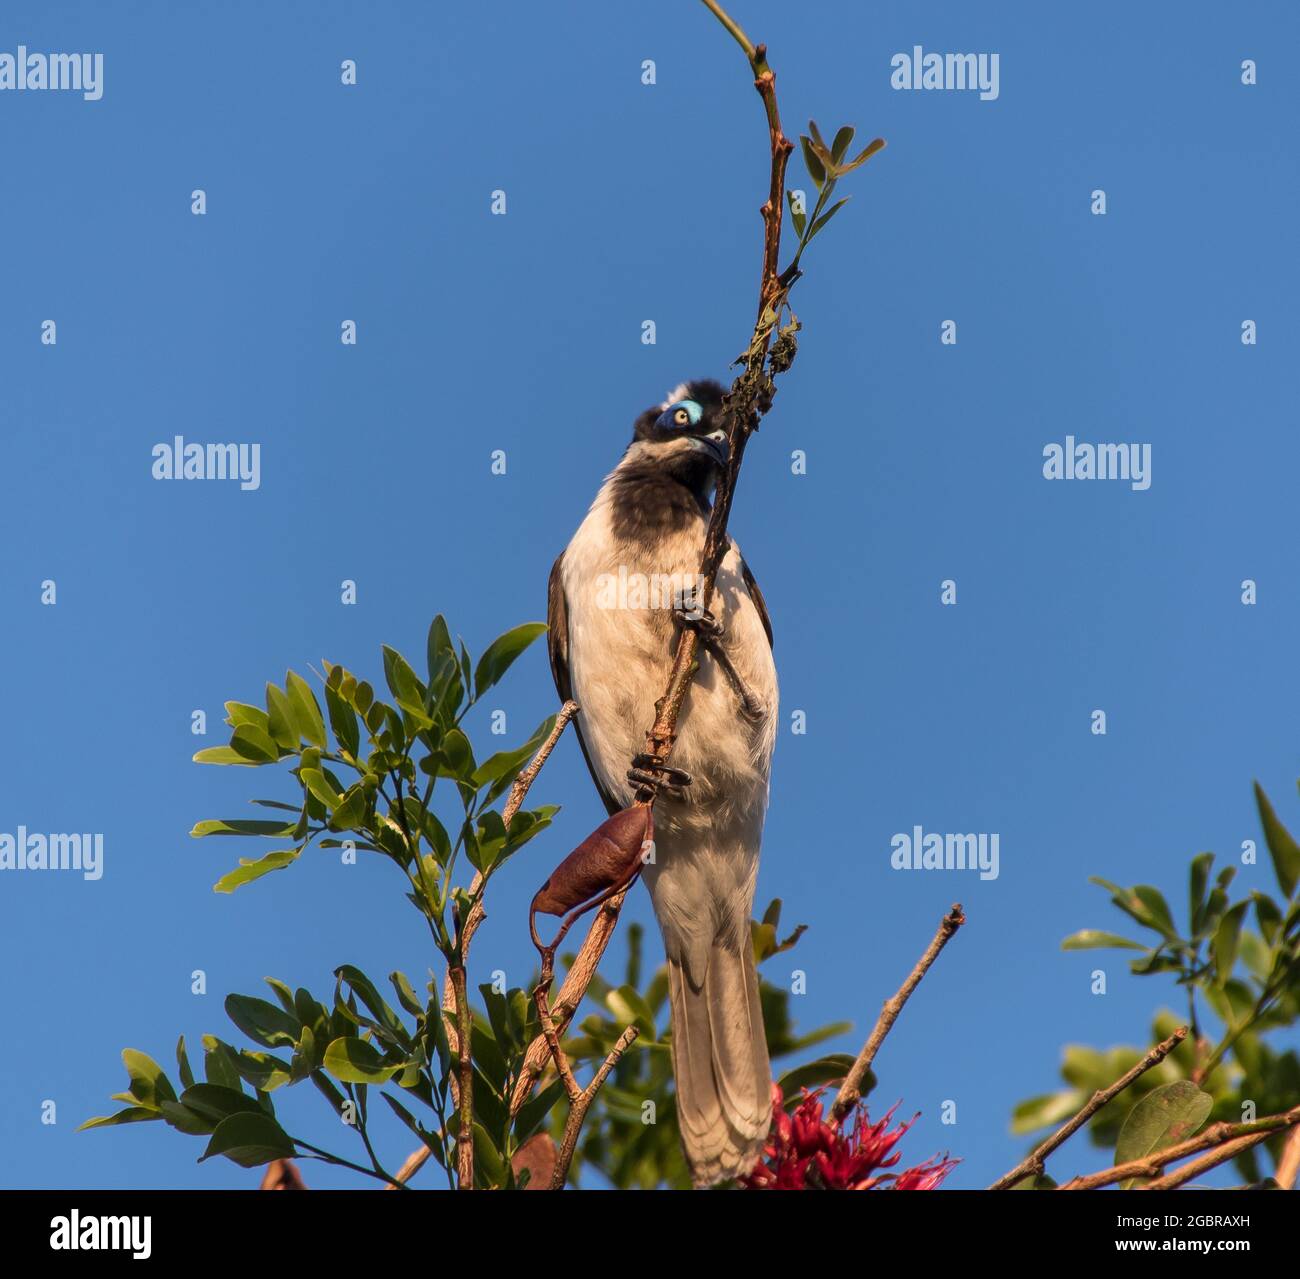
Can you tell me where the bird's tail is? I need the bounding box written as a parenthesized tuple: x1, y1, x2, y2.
(667, 937, 772, 1186)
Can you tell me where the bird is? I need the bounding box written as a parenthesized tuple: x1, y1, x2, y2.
(547, 378, 779, 1185)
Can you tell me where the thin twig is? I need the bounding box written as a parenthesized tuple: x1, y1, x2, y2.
(831, 904, 966, 1125)
(987, 1025, 1188, 1191)
(509, 886, 630, 1120)
(550, 1025, 640, 1190)
(445, 701, 581, 1005)
(1057, 1104, 1300, 1191)
(391, 702, 581, 1188)
(634, 1, 795, 801)
(1139, 1129, 1275, 1191)
(449, 960, 474, 1189)
(1276, 1122, 1300, 1190)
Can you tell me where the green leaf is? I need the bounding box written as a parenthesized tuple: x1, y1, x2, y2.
(193, 745, 260, 766)
(1212, 901, 1250, 987)
(1010, 1091, 1080, 1134)
(1132, 886, 1180, 940)
(285, 671, 327, 749)
(224, 994, 300, 1049)
(324, 680, 360, 757)
(427, 615, 456, 680)
(79, 1107, 160, 1131)
(472, 714, 555, 798)
(200, 1111, 296, 1167)
(831, 124, 855, 164)
(1255, 782, 1300, 899)
(605, 985, 656, 1040)
(839, 136, 886, 173)
(382, 645, 428, 716)
(224, 702, 270, 731)
(1061, 930, 1148, 952)
(806, 196, 850, 244)
(191, 818, 296, 839)
(1113, 1081, 1213, 1188)
(785, 189, 806, 238)
(213, 849, 300, 893)
(335, 965, 411, 1049)
(179, 1084, 264, 1124)
(329, 786, 369, 832)
(1189, 852, 1214, 935)
(514, 1078, 566, 1144)
(265, 682, 301, 751)
(777, 1053, 861, 1098)
(122, 1049, 176, 1109)
(229, 723, 281, 763)
(474, 622, 547, 699)
(389, 970, 423, 1018)
(176, 1036, 196, 1091)
(322, 1036, 402, 1084)
(799, 135, 826, 189)
(202, 1037, 243, 1092)
(300, 767, 340, 810)
(1253, 891, 1283, 946)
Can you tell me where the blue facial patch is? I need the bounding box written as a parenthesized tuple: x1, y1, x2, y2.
(657, 399, 703, 430)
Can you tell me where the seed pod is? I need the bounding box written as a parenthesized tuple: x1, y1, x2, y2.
(531, 806, 653, 919)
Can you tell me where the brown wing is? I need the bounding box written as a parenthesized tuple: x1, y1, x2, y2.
(548, 553, 621, 816)
(739, 554, 773, 649)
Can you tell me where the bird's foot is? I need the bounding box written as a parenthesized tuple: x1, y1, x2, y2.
(627, 753, 692, 802)
(672, 603, 766, 722)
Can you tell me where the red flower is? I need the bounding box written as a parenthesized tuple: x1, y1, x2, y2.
(741, 1084, 958, 1190)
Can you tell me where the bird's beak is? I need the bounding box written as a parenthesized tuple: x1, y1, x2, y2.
(692, 429, 730, 468)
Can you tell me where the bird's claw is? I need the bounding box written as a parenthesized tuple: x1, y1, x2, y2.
(673, 599, 766, 723)
(627, 754, 692, 801)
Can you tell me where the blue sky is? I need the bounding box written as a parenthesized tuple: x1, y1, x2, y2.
(2, 0, 1297, 1189)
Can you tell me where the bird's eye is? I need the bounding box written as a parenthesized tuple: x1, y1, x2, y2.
(659, 399, 703, 430)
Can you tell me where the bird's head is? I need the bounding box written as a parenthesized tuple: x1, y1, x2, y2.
(628, 380, 732, 481)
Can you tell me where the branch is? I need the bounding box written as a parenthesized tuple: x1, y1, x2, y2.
(391, 701, 580, 1188)
(1057, 1104, 1300, 1191)
(1276, 1122, 1300, 1190)
(449, 959, 474, 1190)
(987, 1025, 1188, 1191)
(633, 1, 795, 803)
(831, 904, 966, 1125)
(509, 885, 630, 1120)
(550, 1025, 640, 1189)
(1139, 1129, 1276, 1191)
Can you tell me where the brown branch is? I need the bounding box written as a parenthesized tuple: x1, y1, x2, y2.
(509, 886, 630, 1120)
(444, 700, 581, 1011)
(1057, 1104, 1300, 1191)
(634, 2, 795, 802)
(259, 1158, 307, 1190)
(1276, 1121, 1300, 1190)
(529, 910, 640, 1189)
(449, 959, 474, 1189)
(389, 700, 581, 1188)
(550, 1025, 640, 1190)
(1139, 1130, 1275, 1191)
(831, 904, 966, 1125)
(988, 1025, 1188, 1191)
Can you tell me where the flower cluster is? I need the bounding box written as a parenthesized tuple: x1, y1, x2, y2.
(741, 1084, 958, 1190)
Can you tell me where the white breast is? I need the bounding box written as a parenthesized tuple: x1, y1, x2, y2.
(560, 476, 778, 838)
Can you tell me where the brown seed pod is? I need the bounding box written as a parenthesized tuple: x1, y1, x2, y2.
(530, 806, 653, 953)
